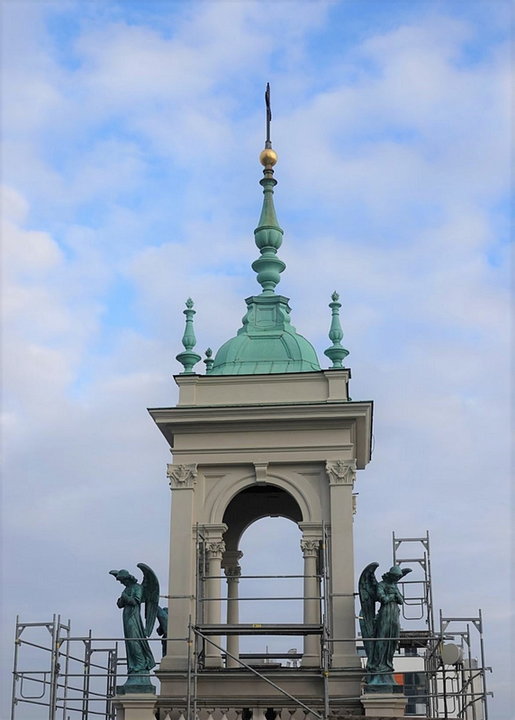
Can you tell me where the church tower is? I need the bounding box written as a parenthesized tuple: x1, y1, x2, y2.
(149, 89, 373, 718)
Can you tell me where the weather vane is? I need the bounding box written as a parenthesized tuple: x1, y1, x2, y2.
(259, 82, 277, 169)
(265, 82, 272, 148)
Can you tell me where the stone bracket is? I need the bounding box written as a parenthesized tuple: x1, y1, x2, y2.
(254, 462, 268, 484)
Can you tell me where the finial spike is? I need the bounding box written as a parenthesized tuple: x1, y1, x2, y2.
(265, 82, 272, 147)
(254, 83, 284, 294)
(176, 299, 201, 374)
(324, 291, 349, 369)
(204, 347, 214, 374)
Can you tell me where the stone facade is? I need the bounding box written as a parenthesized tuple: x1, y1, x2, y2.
(149, 369, 373, 716)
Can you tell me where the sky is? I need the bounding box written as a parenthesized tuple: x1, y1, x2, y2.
(0, 0, 512, 717)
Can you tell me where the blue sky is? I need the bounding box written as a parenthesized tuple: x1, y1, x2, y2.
(1, 0, 512, 717)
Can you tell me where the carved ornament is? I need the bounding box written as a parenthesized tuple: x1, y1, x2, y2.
(167, 463, 198, 489)
(300, 538, 320, 557)
(206, 541, 226, 560)
(326, 459, 356, 487)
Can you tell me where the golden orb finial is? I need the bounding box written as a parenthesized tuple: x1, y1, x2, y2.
(259, 147, 278, 167)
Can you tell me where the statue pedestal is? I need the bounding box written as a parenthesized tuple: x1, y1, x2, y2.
(361, 691, 407, 717)
(113, 692, 157, 720)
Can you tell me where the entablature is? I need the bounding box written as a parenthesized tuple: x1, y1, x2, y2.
(149, 399, 373, 468)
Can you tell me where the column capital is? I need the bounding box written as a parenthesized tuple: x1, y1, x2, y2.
(206, 540, 226, 560)
(201, 523, 228, 560)
(167, 463, 198, 489)
(298, 522, 323, 555)
(300, 537, 320, 557)
(223, 563, 242, 578)
(326, 458, 356, 486)
(222, 549, 243, 577)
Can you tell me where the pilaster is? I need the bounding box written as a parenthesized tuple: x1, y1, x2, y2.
(326, 459, 360, 669)
(161, 464, 198, 671)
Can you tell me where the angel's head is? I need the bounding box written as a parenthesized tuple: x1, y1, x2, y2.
(109, 569, 137, 586)
(382, 565, 404, 584)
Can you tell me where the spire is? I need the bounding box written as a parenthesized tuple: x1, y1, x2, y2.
(176, 298, 201, 374)
(252, 83, 285, 295)
(324, 292, 349, 369)
(208, 85, 321, 375)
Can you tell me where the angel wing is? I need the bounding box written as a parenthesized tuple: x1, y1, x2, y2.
(137, 563, 160, 637)
(358, 561, 379, 660)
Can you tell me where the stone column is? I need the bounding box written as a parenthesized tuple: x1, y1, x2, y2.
(222, 549, 243, 668)
(299, 522, 322, 668)
(203, 523, 227, 668)
(161, 464, 197, 671)
(326, 459, 360, 669)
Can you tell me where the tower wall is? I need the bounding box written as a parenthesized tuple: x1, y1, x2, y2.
(150, 369, 373, 709)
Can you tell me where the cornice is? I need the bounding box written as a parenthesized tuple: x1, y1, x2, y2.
(149, 400, 373, 425)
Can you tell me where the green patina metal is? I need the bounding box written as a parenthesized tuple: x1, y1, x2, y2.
(358, 562, 413, 690)
(251, 171, 285, 294)
(110, 564, 160, 693)
(324, 291, 349, 369)
(210, 159, 320, 375)
(176, 298, 201, 374)
(204, 347, 214, 374)
(211, 291, 320, 375)
(177, 86, 321, 376)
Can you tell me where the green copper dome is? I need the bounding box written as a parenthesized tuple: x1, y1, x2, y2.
(211, 293, 320, 375)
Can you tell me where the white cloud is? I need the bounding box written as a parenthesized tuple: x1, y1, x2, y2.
(0, 2, 511, 717)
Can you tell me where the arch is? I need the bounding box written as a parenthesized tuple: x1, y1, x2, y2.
(222, 483, 302, 550)
(208, 468, 320, 529)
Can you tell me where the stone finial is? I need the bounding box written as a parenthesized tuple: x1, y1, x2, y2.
(176, 298, 201, 374)
(204, 347, 214, 374)
(324, 291, 349, 369)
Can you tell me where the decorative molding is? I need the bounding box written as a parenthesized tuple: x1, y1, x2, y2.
(222, 550, 243, 579)
(254, 462, 268, 484)
(201, 524, 228, 562)
(167, 463, 198, 489)
(352, 492, 358, 516)
(206, 541, 226, 560)
(300, 538, 320, 557)
(325, 459, 356, 487)
(223, 564, 242, 579)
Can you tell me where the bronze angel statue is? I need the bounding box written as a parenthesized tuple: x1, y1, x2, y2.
(110, 563, 160, 691)
(358, 562, 412, 687)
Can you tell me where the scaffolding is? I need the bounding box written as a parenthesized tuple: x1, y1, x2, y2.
(10, 615, 118, 720)
(11, 531, 492, 720)
(392, 532, 436, 717)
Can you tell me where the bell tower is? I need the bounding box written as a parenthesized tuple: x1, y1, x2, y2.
(149, 87, 373, 718)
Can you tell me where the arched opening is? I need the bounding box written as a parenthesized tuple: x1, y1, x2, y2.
(217, 483, 305, 668)
(222, 483, 303, 552)
(200, 482, 322, 669)
(237, 516, 304, 667)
